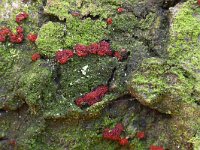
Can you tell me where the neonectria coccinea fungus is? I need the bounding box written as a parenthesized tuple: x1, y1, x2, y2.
(27, 33, 38, 42)
(0, 27, 11, 42)
(106, 18, 113, 25)
(136, 131, 145, 140)
(75, 85, 109, 108)
(31, 53, 41, 62)
(74, 41, 113, 57)
(0, 20, 37, 44)
(9, 26, 25, 44)
(54, 41, 128, 64)
(9, 33, 24, 44)
(117, 7, 124, 13)
(0, 26, 24, 43)
(198, 0, 200, 6)
(103, 123, 129, 146)
(119, 138, 129, 146)
(150, 145, 164, 150)
(56, 50, 74, 64)
(16, 12, 29, 23)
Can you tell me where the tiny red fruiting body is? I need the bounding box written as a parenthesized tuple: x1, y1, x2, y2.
(198, 0, 200, 6)
(16, 12, 29, 23)
(117, 7, 124, 13)
(8, 139, 17, 145)
(31, 53, 41, 61)
(56, 50, 74, 64)
(75, 85, 109, 108)
(107, 18, 113, 25)
(137, 131, 145, 139)
(113, 123, 124, 134)
(16, 26, 24, 33)
(0, 27, 11, 42)
(103, 129, 121, 141)
(103, 123, 124, 142)
(74, 44, 89, 57)
(150, 145, 164, 150)
(87, 43, 99, 54)
(27, 33, 37, 42)
(119, 138, 129, 146)
(9, 33, 24, 44)
(114, 49, 128, 61)
(0, 35, 6, 42)
(73, 41, 113, 57)
(114, 51, 123, 61)
(0, 27, 11, 36)
(98, 41, 112, 56)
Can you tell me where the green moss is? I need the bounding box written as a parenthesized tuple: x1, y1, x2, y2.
(44, 56, 118, 118)
(17, 60, 57, 111)
(0, 0, 41, 33)
(44, 0, 121, 20)
(128, 57, 198, 114)
(111, 13, 138, 33)
(36, 22, 65, 56)
(0, 46, 31, 110)
(64, 17, 108, 48)
(190, 132, 200, 150)
(139, 12, 156, 30)
(128, 0, 200, 114)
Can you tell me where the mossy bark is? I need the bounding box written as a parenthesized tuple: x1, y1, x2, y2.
(0, 0, 199, 149)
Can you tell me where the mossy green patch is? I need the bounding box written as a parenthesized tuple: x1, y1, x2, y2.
(16, 60, 57, 113)
(36, 22, 65, 56)
(128, 0, 200, 114)
(0, 0, 41, 33)
(44, 56, 118, 118)
(111, 13, 138, 33)
(64, 17, 108, 48)
(0, 45, 30, 110)
(44, 0, 121, 20)
(128, 57, 198, 114)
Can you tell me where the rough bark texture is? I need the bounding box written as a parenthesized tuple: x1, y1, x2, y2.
(0, 0, 199, 149)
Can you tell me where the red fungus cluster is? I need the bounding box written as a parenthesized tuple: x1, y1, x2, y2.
(31, 53, 41, 61)
(56, 50, 74, 64)
(74, 41, 113, 57)
(9, 26, 24, 44)
(53, 41, 127, 64)
(75, 85, 109, 108)
(74, 44, 88, 57)
(119, 138, 129, 146)
(0, 12, 37, 44)
(136, 131, 145, 140)
(150, 145, 164, 150)
(106, 18, 113, 25)
(16, 12, 29, 23)
(0, 27, 11, 42)
(9, 32, 24, 43)
(117, 7, 124, 13)
(27, 33, 38, 42)
(103, 123, 129, 146)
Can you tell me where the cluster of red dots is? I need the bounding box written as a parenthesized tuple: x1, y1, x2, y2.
(55, 50, 74, 64)
(103, 125, 146, 146)
(150, 145, 164, 150)
(0, 12, 37, 44)
(33, 41, 128, 63)
(106, 7, 124, 25)
(16, 12, 28, 23)
(75, 85, 109, 108)
(103, 123, 129, 146)
(103, 124, 165, 149)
